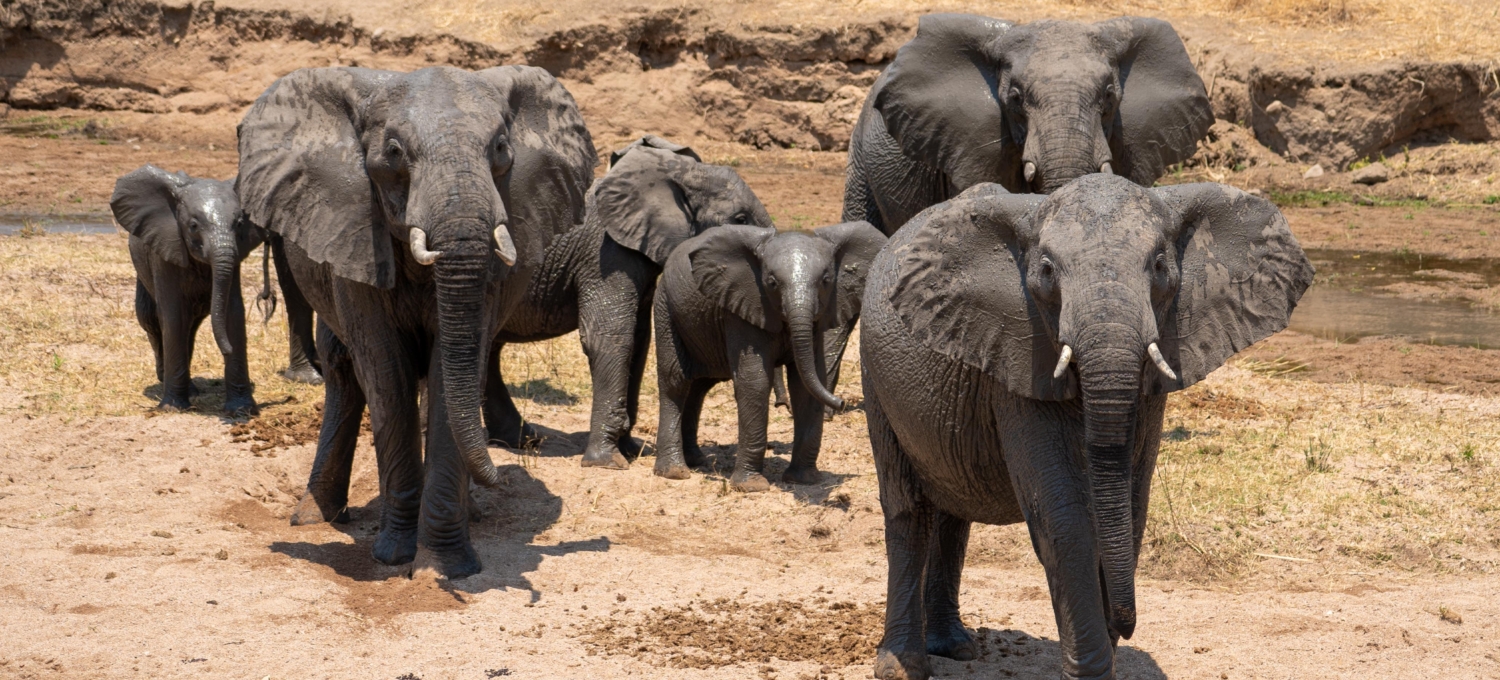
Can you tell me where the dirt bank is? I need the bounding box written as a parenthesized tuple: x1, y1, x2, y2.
(3, 0, 1498, 165)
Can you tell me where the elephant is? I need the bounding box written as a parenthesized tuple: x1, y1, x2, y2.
(485, 134, 775, 469)
(843, 13, 1213, 234)
(859, 175, 1312, 680)
(112, 165, 264, 414)
(237, 65, 596, 578)
(653, 221, 887, 491)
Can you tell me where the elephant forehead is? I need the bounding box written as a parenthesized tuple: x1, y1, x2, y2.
(1038, 178, 1167, 245)
(764, 232, 832, 268)
(178, 182, 239, 223)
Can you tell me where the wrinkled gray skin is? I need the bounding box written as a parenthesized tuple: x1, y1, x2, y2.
(113, 165, 264, 414)
(655, 222, 886, 491)
(860, 176, 1312, 680)
(486, 136, 774, 469)
(237, 65, 595, 578)
(844, 13, 1212, 234)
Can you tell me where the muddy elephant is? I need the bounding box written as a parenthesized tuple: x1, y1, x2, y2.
(844, 13, 1212, 233)
(113, 165, 266, 414)
(238, 65, 596, 578)
(486, 135, 775, 469)
(654, 221, 887, 491)
(860, 175, 1312, 679)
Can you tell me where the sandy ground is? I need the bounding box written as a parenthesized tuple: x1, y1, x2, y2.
(7, 131, 1500, 678)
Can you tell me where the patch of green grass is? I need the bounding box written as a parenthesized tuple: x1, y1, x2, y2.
(1268, 189, 1435, 209)
(1484, 195, 1500, 205)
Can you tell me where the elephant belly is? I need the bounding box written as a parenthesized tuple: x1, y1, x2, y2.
(863, 293, 1024, 527)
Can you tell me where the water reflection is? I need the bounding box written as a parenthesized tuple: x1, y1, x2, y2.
(1291, 248, 1500, 348)
(0, 214, 118, 235)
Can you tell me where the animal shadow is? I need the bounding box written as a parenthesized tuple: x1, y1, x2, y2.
(270, 463, 608, 600)
(693, 440, 857, 506)
(142, 377, 256, 421)
(509, 378, 579, 406)
(946, 628, 1166, 679)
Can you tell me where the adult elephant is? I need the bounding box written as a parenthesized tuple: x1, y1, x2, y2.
(844, 13, 1213, 233)
(238, 65, 596, 578)
(485, 135, 774, 470)
(860, 176, 1312, 679)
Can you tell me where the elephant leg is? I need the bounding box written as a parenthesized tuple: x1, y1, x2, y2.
(348, 339, 422, 567)
(272, 235, 322, 384)
(998, 402, 1116, 680)
(290, 322, 364, 526)
(483, 343, 538, 448)
(770, 365, 790, 410)
(728, 349, 773, 493)
(220, 272, 257, 416)
(652, 359, 694, 481)
(617, 289, 655, 461)
(783, 366, 825, 485)
(680, 379, 713, 469)
(867, 384, 933, 680)
(420, 347, 482, 578)
(924, 511, 976, 660)
(135, 281, 165, 384)
(154, 284, 195, 411)
(578, 303, 642, 470)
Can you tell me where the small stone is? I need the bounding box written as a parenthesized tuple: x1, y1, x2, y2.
(1264, 100, 1287, 116)
(616, 593, 627, 602)
(214, 549, 228, 561)
(1351, 162, 1390, 185)
(150, 530, 173, 539)
(104, 572, 117, 580)
(1303, 164, 1324, 179)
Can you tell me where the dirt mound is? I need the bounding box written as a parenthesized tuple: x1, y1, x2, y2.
(4, 0, 1497, 161)
(578, 597, 884, 669)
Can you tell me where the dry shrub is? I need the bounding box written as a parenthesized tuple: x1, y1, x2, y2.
(1224, 0, 1361, 25)
(579, 598, 883, 668)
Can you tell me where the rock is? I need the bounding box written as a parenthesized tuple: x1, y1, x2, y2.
(1350, 162, 1390, 185)
(1264, 100, 1287, 116)
(170, 91, 232, 114)
(1303, 164, 1325, 179)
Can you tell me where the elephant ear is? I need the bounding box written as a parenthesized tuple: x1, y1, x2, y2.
(1151, 183, 1313, 393)
(595, 149, 698, 266)
(112, 164, 193, 268)
(886, 184, 1072, 400)
(1101, 17, 1213, 187)
(609, 134, 701, 168)
(478, 65, 598, 253)
(237, 67, 396, 288)
(813, 220, 888, 327)
(684, 225, 779, 333)
(874, 13, 1015, 191)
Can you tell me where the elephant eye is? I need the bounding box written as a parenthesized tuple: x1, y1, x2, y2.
(765, 274, 779, 290)
(1007, 87, 1023, 107)
(730, 212, 749, 225)
(385, 139, 404, 160)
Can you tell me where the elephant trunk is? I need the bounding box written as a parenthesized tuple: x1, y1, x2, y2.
(208, 232, 240, 356)
(788, 305, 843, 411)
(1076, 329, 1142, 641)
(434, 238, 501, 488)
(1026, 104, 1111, 194)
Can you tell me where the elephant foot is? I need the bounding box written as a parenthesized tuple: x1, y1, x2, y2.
(730, 470, 771, 493)
(290, 494, 333, 526)
(412, 544, 482, 580)
(873, 647, 931, 680)
(617, 435, 643, 461)
(372, 525, 419, 566)
(581, 449, 630, 470)
(280, 365, 323, 385)
(156, 395, 192, 412)
(488, 421, 540, 449)
(926, 619, 978, 660)
(653, 455, 693, 480)
(782, 465, 821, 486)
(223, 394, 259, 417)
(682, 445, 707, 470)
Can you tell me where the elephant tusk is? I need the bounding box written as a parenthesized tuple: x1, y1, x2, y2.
(1147, 342, 1178, 382)
(1100, 161, 1113, 175)
(409, 228, 442, 265)
(1024, 161, 1037, 183)
(493, 224, 517, 266)
(1052, 344, 1073, 380)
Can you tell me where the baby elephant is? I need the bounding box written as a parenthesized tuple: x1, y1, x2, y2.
(113, 165, 264, 414)
(654, 221, 887, 491)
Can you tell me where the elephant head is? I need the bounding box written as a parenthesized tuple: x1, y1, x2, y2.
(594, 136, 774, 265)
(236, 66, 596, 487)
(686, 222, 887, 409)
(886, 175, 1311, 640)
(111, 165, 261, 358)
(876, 14, 1212, 194)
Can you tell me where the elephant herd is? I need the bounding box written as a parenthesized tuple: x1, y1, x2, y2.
(106, 13, 1314, 680)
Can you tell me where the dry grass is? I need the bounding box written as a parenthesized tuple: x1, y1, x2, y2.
(6, 232, 1500, 584)
(407, 0, 1500, 63)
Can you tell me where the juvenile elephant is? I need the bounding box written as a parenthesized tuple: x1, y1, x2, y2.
(860, 175, 1312, 680)
(654, 222, 886, 491)
(844, 13, 1212, 233)
(239, 65, 596, 578)
(112, 165, 263, 414)
(486, 135, 774, 469)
